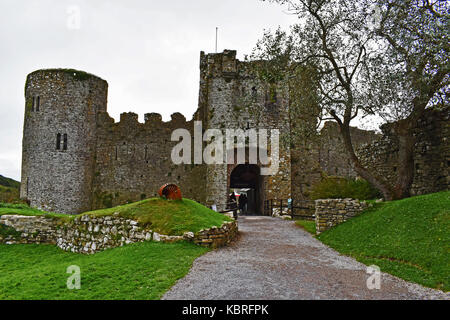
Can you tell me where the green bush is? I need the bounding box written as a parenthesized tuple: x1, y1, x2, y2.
(310, 176, 381, 200)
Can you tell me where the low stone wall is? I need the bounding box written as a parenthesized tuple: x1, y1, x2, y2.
(193, 221, 238, 248)
(314, 199, 368, 234)
(0, 215, 57, 244)
(0, 214, 238, 254)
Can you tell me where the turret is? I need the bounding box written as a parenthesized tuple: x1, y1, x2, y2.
(20, 69, 108, 214)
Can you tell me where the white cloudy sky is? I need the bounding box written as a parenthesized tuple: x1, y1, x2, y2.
(0, 0, 298, 181)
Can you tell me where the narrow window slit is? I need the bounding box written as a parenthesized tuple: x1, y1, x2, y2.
(56, 133, 61, 150)
(63, 134, 68, 150)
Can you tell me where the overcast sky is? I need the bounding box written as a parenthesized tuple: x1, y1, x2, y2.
(0, 0, 298, 181)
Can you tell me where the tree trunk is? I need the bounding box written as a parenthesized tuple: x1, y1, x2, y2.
(338, 123, 396, 200)
(392, 120, 416, 199)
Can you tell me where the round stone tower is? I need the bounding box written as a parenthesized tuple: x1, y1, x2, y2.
(20, 69, 108, 214)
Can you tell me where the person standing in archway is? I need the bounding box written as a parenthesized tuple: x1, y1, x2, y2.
(239, 193, 248, 215)
(229, 192, 238, 219)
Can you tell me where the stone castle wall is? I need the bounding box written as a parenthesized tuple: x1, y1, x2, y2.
(21, 69, 107, 214)
(92, 111, 207, 209)
(20, 52, 448, 216)
(199, 50, 292, 211)
(290, 121, 380, 200)
(357, 108, 449, 196)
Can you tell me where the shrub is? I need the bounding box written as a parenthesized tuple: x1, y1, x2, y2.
(310, 176, 381, 200)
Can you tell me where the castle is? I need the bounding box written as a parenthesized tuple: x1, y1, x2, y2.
(20, 50, 449, 214)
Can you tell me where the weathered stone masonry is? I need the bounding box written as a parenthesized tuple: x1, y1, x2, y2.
(314, 199, 369, 234)
(20, 52, 449, 215)
(357, 108, 449, 196)
(0, 214, 238, 253)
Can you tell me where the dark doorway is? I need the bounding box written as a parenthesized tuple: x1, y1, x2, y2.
(229, 164, 264, 215)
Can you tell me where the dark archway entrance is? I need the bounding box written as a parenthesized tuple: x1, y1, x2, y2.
(229, 164, 264, 215)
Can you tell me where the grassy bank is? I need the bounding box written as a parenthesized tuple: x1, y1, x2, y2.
(0, 241, 208, 299)
(0, 203, 65, 217)
(295, 219, 316, 234)
(317, 191, 449, 291)
(0, 198, 232, 236)
(81, 198, 232, 235)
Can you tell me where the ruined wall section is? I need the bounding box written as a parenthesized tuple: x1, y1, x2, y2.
(92, 112, 207, 210)
(290, 120, 379, 200)
(357, 108, 449, 196)
(199, 50, 292, 211)
(21, 69, 107, 214)
(319, 122, 379, 179)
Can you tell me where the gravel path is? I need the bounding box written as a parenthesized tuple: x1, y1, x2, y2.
(163, 216, 449, 300)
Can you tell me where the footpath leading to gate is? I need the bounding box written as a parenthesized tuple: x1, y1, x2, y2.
(163, 216, 449, 300)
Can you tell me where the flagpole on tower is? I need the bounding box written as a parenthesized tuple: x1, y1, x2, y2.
(215, 27, 218, 53)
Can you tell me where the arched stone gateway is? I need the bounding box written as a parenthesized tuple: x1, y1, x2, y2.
(228, 164, 265, 215)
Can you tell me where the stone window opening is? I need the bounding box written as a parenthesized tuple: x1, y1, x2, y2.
(63, 134, 68, 150)
(251, 87, 257, 100)
(115, 146, 118, 160)
(56, 133, 61, 150)
(36, 96, 40, 111)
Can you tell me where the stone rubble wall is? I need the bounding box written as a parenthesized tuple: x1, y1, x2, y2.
(357, 108, 449, 196)
(314, 199, 368, 234)
(0, 214, 238, 254)
(193, 221, 238, 248)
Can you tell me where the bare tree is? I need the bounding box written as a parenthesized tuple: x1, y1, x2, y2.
(252, 0, 449, 200)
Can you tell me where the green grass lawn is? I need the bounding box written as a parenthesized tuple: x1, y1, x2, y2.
(318, 191, 450, 291)
(0, 241, 208, 300)
(0, 198, 229, 300)
(294, 219, 316, 234)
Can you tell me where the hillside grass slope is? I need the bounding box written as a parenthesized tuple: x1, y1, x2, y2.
(0, 175, 20, 203)
(318, 191, 450, 291)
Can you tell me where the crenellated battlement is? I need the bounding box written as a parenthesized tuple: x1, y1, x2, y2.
(97, 111, 192, 131)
